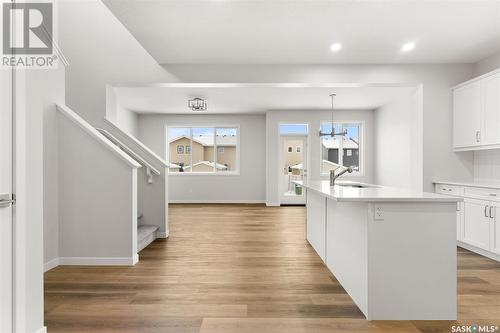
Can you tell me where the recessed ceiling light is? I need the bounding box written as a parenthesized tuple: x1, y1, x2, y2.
(330, 43, 342, 52)
(401, 42, 416, 52)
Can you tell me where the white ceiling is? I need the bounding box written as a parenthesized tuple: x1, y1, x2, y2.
(103, 0, 500, 65)
(112, 84, 415, 114)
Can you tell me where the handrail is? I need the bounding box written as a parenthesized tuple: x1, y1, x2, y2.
(103, 118, 168, 168)
(96, 128, 161, 181)
(56, 104, 141, 169)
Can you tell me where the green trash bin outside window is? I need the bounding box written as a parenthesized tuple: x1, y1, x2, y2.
(294, 184, 302, 195)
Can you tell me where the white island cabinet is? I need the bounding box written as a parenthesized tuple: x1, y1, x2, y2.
(298, 180, 461, 321)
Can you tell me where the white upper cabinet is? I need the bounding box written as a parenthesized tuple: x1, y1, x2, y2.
(482, 73, 500, 145)
(452, 69, 500, 151)
(453, 81, 481, 148)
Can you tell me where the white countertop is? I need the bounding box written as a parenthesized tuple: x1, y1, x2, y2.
(434, 180, 500, 190)
(295, 180, 462, 203)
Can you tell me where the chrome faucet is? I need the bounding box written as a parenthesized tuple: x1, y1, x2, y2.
(330, 166, 354, 186)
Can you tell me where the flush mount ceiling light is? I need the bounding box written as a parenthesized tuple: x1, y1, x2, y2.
(330, 43, 342, 52)
(401, 41, 416, 52)
(188, 97, 207, 111)
(319, 94, 347, 138)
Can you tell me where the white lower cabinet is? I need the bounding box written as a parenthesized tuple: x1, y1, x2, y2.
(463, 198, 490, 251)
(489, 203, 500, 256)
(457, 202, 463, 241)
(435, 183, 500, 261)
(306, 191, 326, 261)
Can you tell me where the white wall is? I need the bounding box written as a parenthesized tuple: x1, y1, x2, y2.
(138, 114, 266, 203)
(43, 68, 66, 268)
(58, 113, 138, 262)
(474, 150, 500, 184)
(266, 109, 374, 205)
(115, 106, 139, 137)
(373, 93, 412, 188)
(165, 64, 475, 191)
(59, 0, 178, 128)
(472, 51, 500, 77)
(16, 65, 65, 333)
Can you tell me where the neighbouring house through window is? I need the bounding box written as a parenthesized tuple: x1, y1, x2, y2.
(167, 126, 239, 174)
(320, 122, 361, 175)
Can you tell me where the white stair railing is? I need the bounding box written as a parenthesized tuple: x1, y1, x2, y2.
(96, 128, 160, 183)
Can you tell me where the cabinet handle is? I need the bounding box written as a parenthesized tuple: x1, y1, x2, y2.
(476, 131, 481, 143)
(485, 205, 489, 218)
(490, 206, 494, 219)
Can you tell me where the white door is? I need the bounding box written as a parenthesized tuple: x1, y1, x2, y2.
(453, 82, 481, 148)
(489, 202, 500, 255)
(482, 73, 500, 145)
(280, 136, 307, 204)
(0, 70, 13, 332)
(463, 198, 490, 251)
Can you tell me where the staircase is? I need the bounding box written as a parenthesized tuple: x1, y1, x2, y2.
(137, 225, 159, 252)
(53, 104, 169, 268)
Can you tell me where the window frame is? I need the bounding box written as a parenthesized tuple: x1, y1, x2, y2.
(166, 125, 240, 176)
(319, 121, 364, 177)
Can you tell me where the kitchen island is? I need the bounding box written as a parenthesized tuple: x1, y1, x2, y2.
(294, 180, 462, 320)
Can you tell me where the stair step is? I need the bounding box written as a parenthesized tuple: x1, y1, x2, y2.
(137, 225, 159, 252)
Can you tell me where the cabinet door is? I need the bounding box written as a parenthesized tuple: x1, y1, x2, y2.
(489, 202, 500, 255)
(482, 73, 500, 145)
(457, 202, 463, 241)
(306, 191, 326, 261)
(463, 198, 490, 250)
(453, 82, 481, 148)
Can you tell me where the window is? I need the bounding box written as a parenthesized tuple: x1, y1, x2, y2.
(167, 126, 239, 174)
(296, 146, 301, 153)
(320, 122, 361, 175)
(279, 124, 308, 135)
(288, 146, 293, 153)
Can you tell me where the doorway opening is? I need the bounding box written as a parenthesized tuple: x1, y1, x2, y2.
(279, 124, 309, 205)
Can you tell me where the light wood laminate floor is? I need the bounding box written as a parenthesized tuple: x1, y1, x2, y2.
(45, 204, 500, 332)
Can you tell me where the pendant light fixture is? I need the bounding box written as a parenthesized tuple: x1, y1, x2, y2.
(188, 97, 207, 111)
(319, 93, 347, 137)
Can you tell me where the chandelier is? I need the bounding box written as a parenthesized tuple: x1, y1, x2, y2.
(319, 93, 347, 137)
(188, 97, 207, 111)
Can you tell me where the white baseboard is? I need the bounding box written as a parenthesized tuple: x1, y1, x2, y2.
(266, 202, 280, 207)
(458, 241, 500, 262)
(170, 200, 265, 204)
(58, 256, 137, 266)
(44, 257, 60, 272)
(156, 230, 169, 238)
(36, 326, 47, 333)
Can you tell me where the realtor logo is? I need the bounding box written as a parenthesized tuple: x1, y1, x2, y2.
(1, 1, 57, 68)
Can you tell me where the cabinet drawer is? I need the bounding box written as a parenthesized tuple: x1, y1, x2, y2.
(436, 184, 461, 196)
(463, 187, 500, 200)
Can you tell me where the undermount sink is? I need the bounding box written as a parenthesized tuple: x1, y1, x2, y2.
(336, 182, 378, 189)
(339, 184, 367, 188)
